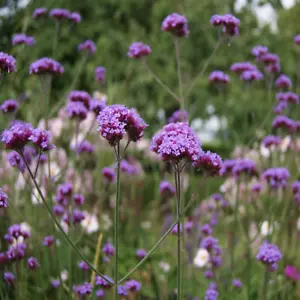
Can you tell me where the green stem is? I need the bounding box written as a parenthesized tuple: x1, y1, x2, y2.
(231, 180, 240, 270)
(52, 21, 60, 59)
(261, 268, 269, 300)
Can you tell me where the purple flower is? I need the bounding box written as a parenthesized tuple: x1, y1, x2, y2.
(259, 53, 280, 65)
(69, 12, 81, 24)
(262, 135, 281, 148)
(211, 14, 240, 36)
(128, 42, 151, 59)
(136, 248, 147, 259)
(0, 52, 16, 73)
(95, 275, 113, 288)
(43, 235, 54, 247)
(209, 71, 230, 84)
(90, 98, 107, 115)
(29, 128, 54, 151)
(120, 159, 141, 175)
(96, 289, 105, 297)
(285, 265, 300, 281)
(73, 282, 93, 296)
(275, 74, 292, 90)
(262, 167, 290, 189)
(29, 58, 64, 75)
(101, 167, 116, 183)
(12, 34, 35, 46)
(231, 159, 258, 177)
(8, 224, 29, 238)
(200, 224, 213, 236)
(150, 122, 201, 163)
(272, 115, 295, 133)
(251, 45, 268, 57)
(78, 40, 96, 55)
(276, 92, 299, 104)
(240, 70, 264, 82)
(205, 285, 219, 300)
(231, 62, 257, 74)
(1, 100, 19, 113)
(4, 272, 15, 285)
(125, 279, 141, 292)
(69, 90, 91, 109)
(251, 183, 262, 194)
(73, 194, 85, 206)
(168, 109, 189, 123)
(78, 261, 89, 271)
(0, 252, 7, 265)
(193, 151, 223, 176)
(256, 242, 282, 266)
(7, 243, 26, 261)
(97, 104, 147, 146)
(118, 285, 128, 296)
(49, 8, 71, 20)
(33, 8, 48, 19)
(184, 221, 193, 233)
(57, 182, 73, 198)
(4, 234, 14, 244)
(294, 35, 300, 45)
(200, 236, 218, 251)
(66, 102, 88, 121)
(161, 13, 189, 37)
(72, 209, 85, 224)
(1, 123, 33, 150)
(76, 140, 95, 154)
(292, 181, 300, 194)
(102, 242, 115, 257)
(265, 62, 281, 74)
(232, 279, 243, 288)
(159, 181, 176, 198)
(27, 257, 39, 270)
(204, 270, 214, 279)
(53, 204, 65, 216)
(0, 188, 8, 208)
(95, 66, 106, 84)
(51, 279, 60, 288)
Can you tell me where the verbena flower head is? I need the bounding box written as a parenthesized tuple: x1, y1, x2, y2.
(200, 224, 213, 235)
(33, 8, 47, 19)
(51, 279, 60, 288)
(12, 34, 35, 46)
(291, 181, 300, 194)
(205, 285, 219, 300)
(272, 115, 295, 133)
(0, 52, 16, 73)
(95, 275, 113, 288)
(101, 167, 116, 183)
(159, 180, 176, 198)
(200, 236, 218, 251)
(211, 14, 240, 36)
(285, 265, 300, 281)
(73, 282, 93, 296)
(43, 235, 54, 247)
(4, 272, 15, 284)
(162, 13, 189, 37)
(102, 242, 115, 257)
(0, 188, 8, 208)
(0, 252, 7, 265)
(125, 279, 142, 292)
(120, 159, 141, 176)
(96, 289, 105, 297)
(53, 204, 65, 216)
(231, 62, 257, 74)
(251, 45, 268, 57)
(275, 74, 292, 90)
(136, 248, 147, 259)
(1, 100, 19, 113)
(7, 243, 26, 261)
(168, 109, 189, 123)
(273, 102, 288, 114)
(265, 62, 281, 74)
(193, 151, 223, 176)
(128, 42, 151, 59)
(150, 122, 201, 163)
(78, 261, 89, 271)
(78, 40, 96, 55)
(262, 167, 290, 189)
(220, 159, 236, 176)
(232, 279, 242, 288)
(240, 70, 264, 82)
(29, 128, 54, 151)
(294, 35, 300, 45)
(97, 104, 147, 146)
(66, 102, 88, 121)
(95, 66, 106, 84)
(262, 135, 281, 148)
(76, 140, 95, 154)
(232, 159, 258, 177)
(118, 285, 128, 296)
(27, 257, 39, 270)
(69, 12, 81, 24)
(259, 53, 279, 65)
(90, 98, 107, 115)
(49, 8, 71, 20)
(29, 58, 64, 75)
(69, 90, 91, 109)
(1, 123, 33, 150)
(256, 242, 282, 266)
(209, 71, 230, 84)
(276, 92, 299, 104)
(74, 194, 85, 206)
(8, 223, 30, 239)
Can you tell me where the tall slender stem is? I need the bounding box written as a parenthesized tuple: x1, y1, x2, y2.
(261, 269, 269, 300)
(231, 180, 240, 270)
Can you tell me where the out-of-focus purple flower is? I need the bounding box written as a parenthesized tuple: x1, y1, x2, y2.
(277, 92, 299, 104)
(69, 90, 91, 109)
(76, 140, 95, 154)
(101, 167, 116, 183)
(162, 13, 189, 37)
(285, 265, 300, 281)
(159, 181, 176, 198)
(171, 224, 183, 235)
(220, 159, 236, 176)
(262, 135, 281, 148)
(27, 257, 39, 270)
(90, 98, 107, 115)
(95, 66, 106, 84)
(272, 115, 295, 133)
(205, 285, 219, 300)
(53, 204, 65, 216)
(12, 34, 35, 46)
(29, 128, 54, 151)
(73, 282, 93, 296)
(51, 279, 60, 288)
(251, 183, 262, 195)
(251, 45, 268, 57)
(204, 270, 214, 279)
(259, 53, 279, 65)
(8, 224, 30, 239)
(1, 100, 19, 113)
(273, 103, 286, 115)
(262, 167, 290, 189)
(231, 62, 257, 74)
(211, 193, 223, 202)
(232, 279, 243, 288)
(200, 224, 213, 236)
(43, 235, 54, 247)
(136, 248, 147, 260)
(0, 188, 8, 208)
(72, 209, 85, 224)
(265, 62, 281, 74)
(4, 234, 14, 244)
(292, 181, 300, 194)
(120, 159, 141, 176)
(69, 12, 81, 24)
(125, 279, 142, 292)
(211, 14, 240, 36)
(168, 109, 188, 123)
(78, 261, 89, 271)
(232, 159, 258, 177)
(256, 242, 282, 267)
(294, 35, 300, 45)
(184, 221, 193, 233)
(128, 42, 151, 59)
(211, 255, 222, 268)
(118, 285, 128, 296)
(95, 275, 113, 288)
(193, 151, 223, 176)
(102, 242, 115, 257)
(57, 182, 73, 198)
(200, 236, 218, 251)
(78, 40, 96, 55)
(66, 102, 88, 121)
(96, 289, 105, 297)
(7, 243, 26, 261)
(151, 122, 201, 163)
(209, 71, 230, 84)
(29, 58, 64, 75)
(73, 194, 85, 206)
(275, 74, 292, 90)
(0, 252, 7, 265)
(97, 104, 147, 146)
(0, 52, 16, 73)
(240, 70, 264, 82)
(49, 8, 71, 20)
(4, 272, 15, 284)
(33, 8, 48, 19)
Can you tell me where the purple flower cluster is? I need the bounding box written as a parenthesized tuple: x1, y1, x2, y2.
(161, 13, 189, 37)
(272, 115, 295, 133)
(69, 90, 91, 109)
(32, 8, 47, 19)
(193, 151, 223, 176)
(128, 42, 151, 59)
(95, 275, 114, 288)
(251, 45, 268, 57)
(220, 159, 236, 176)
(29, 128, 54, 151)
(262, 167, 290, 189)
(285, 265, 300, 281)
(101, 167, 116, 183)
(43, 235, 54, 247)
(69, 12, 81, 24)
(259, 53, 279, 65)
(0, 52, 16, 73)
(73, 282, 93, 296)
(294, 35, 300, 45)
(76, 140, 95, 154)
(4, 272, 15, 285)
(168, 109, 189, 123)
(66, 102, 88, 121)
(276, 92, 299, 104)
(273, 101, 287, 115)
(78, 261, 89, 271)
(120, 159, 141, 176)
(211, 14, 240, 36)
(230, 62, 257, 74)
(275, 74, 292, 90)
(232, 279, 243, 288)
(27, 257, 39, 270)
(102, 242, 115, 257)
(200, 224, 213, 236)
(90, 98, 107, 115)
(30, 58, 64, 75)
(159, 180, 176, 198)
(231, 159, 258, 177)
(291, 181, 300, 205)
(97, 104, 147, 146)
(240, 70, 264, 82)
(256, 242, 282, 271)
(125, 279, 142, 292)
(12, 34, 35, 46)
(205, 283, 219, 300)
(0, 188, 8, 208)
(151, 122, 201, 163)
(136, 248, 147, 259)
(78, 40, 96, 55)
(0, 100, 19, 113)
(49, 8, 71, 20)
(208, 71, 230, 84)
(262, 135, 281, 148)
(8, 151, 25, 172)
(95, 66, 106, 84)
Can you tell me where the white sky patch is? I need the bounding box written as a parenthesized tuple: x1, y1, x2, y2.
(281, 0, 296, 9)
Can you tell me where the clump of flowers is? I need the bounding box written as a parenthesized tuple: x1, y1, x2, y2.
(276, 92, 299, 104)
(95, 66, 106, 84)
(0, 100, 19, 113)
(49, 8, 71, 20)
(69, 90, 91, 109)
(251, 45, 268, 58)
(32, 8, 47, 19)
(231, 62, 257, 74)
(66, 102, 88, 121)
(90, 98, 107, 115)
(101, 167, 116, 183)
(161, 13, 189, 37)
(160, 180, 176, 198)
(272, 115, 295, 133)
(193, 151, 223, 176)
(231, 159, 258, 178)
(262, 135, 281, 148)
(262, 167, 290, 189)
(12, 34, 35, 46)
(29, 58, 64, 75)
(256, 242, 282, 271)
(0, 52, 16, 73)
(275, 74, 292, 90)
(209, 71, 230, 85)
(69, 12, 81, 24)
(211, 14, 240, 36)
(128, 42, 151, 59)
(78, 40, 96, 55)
(240, 70, 264, 82)
(0, 188, 8, 208)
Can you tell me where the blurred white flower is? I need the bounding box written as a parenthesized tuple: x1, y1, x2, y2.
(20, 222, 31, 234)
(297, 217, 300, 231)
(58, 220, 69, 233)
(70, 133, 85, 150)
(260, 145, 270, 158)
(260, 221, 273, 236)
(193, 248, 210, 268)
(16, 173, 26, 190)
(101, 214, 112, 231)
(159, 261, 171, 273)
(60, 270, 68, 281)
(31, 186, 45, 205)
(81, 212, 99, 234)
(141, 220, 152, 230)
(280, 136, 291, 153)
